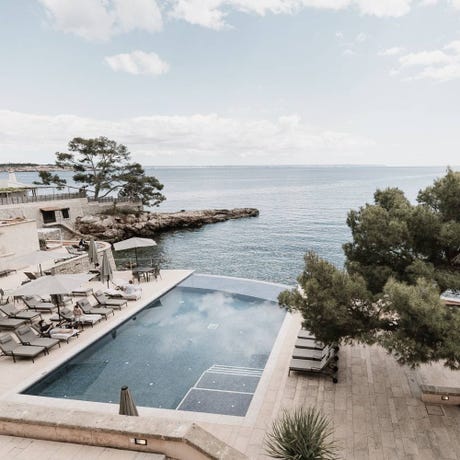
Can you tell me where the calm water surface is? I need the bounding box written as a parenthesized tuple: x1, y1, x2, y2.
(145, 166, 447, 284)
(12, 166, 448, 285)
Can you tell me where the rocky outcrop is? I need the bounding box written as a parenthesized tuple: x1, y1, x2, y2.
(75, 208, 259, 242)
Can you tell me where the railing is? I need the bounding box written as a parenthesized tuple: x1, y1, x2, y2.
(87, 196, 140, 203)
(0, 191, 86, 205)
(0, 191, 141, 206)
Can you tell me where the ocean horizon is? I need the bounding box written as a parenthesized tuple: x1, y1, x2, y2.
(7, 165, 451, 285)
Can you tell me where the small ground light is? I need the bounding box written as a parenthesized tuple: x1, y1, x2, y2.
(133, 438, 147, 445)
(441, 395, 449, 401)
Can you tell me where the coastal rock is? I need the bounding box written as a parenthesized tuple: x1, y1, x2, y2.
(75, 208, 259, 242)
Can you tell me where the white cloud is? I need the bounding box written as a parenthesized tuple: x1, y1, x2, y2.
(399, 50, 451, 67)
(335, 31, 344, 39)
(385, 39, 460, 81)
(169, 0, 413, 30)
(343, 49, 355, 56)
(38, 0, 162, 41)
(355, 32, 367, 42)
(444, 40, 460, 53)
(379, 46, 404, 56)
(113, 0, 162, 34)
(354, 0, 412, 17)
(105, 51, 170, 76)
(0, 110, 374, 165)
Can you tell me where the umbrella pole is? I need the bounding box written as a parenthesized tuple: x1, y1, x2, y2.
(135, 247, 138, 267)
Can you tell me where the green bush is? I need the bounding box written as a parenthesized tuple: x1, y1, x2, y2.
(265, 407, 337, 460)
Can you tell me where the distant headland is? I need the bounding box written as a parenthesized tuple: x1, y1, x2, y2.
(0, 163, 71, 172)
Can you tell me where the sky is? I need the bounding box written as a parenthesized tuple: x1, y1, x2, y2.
(0, 0, 459, 166)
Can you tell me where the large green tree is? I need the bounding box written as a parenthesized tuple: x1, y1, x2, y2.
(279, 169, 460, 369)
(35, 137, 165, 206)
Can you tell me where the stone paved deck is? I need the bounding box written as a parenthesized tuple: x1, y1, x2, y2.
(0, 435, 165, 459)
(199, 315, 460, 460)
(0, 270, 459, 459)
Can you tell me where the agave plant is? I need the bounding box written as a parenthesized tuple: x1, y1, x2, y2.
(265, 407, 338, 460)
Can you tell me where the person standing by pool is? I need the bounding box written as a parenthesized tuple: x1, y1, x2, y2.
(73, 304, 83, 328)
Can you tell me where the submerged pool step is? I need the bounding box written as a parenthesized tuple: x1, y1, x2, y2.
(176, 364, 264, 416)
(208, 365, 263, 377)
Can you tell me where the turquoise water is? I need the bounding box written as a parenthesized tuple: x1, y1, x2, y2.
(10, 166, 448, 284)
(24, 277, 286, 416)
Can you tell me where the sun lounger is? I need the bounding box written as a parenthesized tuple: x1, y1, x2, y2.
(23, 271, 40, 281)
(297, 329, 316, 340)
(77, 298, 114, 319)
(72, 287, 94, 297)
(0, 313, 27, 330)
(49, 327, 79, 343)
(50, 307, 102, 328)
(295, 337, 326, 350)
(0, 303, 42, 322)
(0, 333, 46, 362)
(104, 287, 141, 301)
(15, 325, 60, 352)
(292, 345, 331, 361)
(289, 347, 339, 383)
(94, 291, 127, 310)
(22, 296, 57, 313)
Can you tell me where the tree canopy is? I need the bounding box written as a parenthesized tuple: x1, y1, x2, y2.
(279, 169, 460, 369)
(35, 137, 165, 206)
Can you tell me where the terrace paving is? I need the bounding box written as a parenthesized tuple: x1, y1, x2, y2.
(0, 267, 459, 459)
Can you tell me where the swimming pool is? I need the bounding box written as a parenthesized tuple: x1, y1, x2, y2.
(24, 275, 287, 416)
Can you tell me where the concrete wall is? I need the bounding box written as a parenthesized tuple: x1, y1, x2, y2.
(0, 219, 39, 264)
(0, 198, 142, 228)
(0, 401, 247, 460)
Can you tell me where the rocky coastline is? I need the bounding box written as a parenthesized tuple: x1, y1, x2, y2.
(76, 208, 259, 242)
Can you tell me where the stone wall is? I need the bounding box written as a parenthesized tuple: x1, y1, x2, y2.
(0, 219, 39, 268)
(0, 197, 142, 228)
(49, 244, 116, 275)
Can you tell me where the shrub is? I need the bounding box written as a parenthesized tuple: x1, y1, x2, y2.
(265, 407, 337, 460)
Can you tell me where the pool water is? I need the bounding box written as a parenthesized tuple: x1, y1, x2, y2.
(24, 280, 287, 416)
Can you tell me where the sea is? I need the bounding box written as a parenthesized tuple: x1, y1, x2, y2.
(9, 166, 449, 286)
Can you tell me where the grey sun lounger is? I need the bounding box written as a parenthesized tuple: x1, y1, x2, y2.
(77, 298, 114, 320)
(94, 291, 127, 310)
(50, 307, 102, 328)
(0, 333, 46, 362)
(295, 337, 326, 350)
(0, 303, 42, 322)
(289, 347, 339, 383)
(0, 313, 27, 330)
(15, 326, 60, 353)
(22, 296, 57, 313)
(297, 329, 316, 340)
(72, 287, 94, 297)
(292, 345, 332, 361)
(49, 327, 79, 343)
